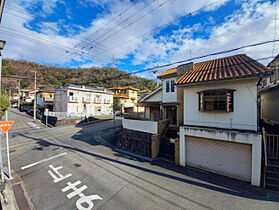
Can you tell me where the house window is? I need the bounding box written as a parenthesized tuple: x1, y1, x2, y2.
(166, 81, 170, 92)
(198, 89, 234, 112)
(171, 80, 175, 92)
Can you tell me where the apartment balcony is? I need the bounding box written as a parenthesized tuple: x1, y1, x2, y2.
(68, 96, 78, 102)
(83, 97, 91, 103)
(44, 97, 54, 102)
(104, 99, 111, 104)
(94, 98, 102, 104)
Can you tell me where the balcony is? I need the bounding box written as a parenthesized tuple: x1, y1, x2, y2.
(94, 98, 102, 104)
(83, 97, 91, 103)
(44, 97, 54, 102)
(104, 99, 111, 104)
(68, 96, 78, 102)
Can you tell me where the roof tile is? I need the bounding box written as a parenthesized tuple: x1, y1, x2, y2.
(176, 54, 271, 85)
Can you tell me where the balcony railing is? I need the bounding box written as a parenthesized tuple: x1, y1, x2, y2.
(83, 97, 91, 103)
(124, 112, 162, 121)
(44, 97, 54, 102)
(68, 96, 78, 102)
(94, 98, 102, 103)
(104, 99, 111, 104)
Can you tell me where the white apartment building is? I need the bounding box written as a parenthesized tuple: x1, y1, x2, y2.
(54, 85, 113, 117)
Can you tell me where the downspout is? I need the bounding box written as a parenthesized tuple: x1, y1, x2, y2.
(256, 75, 263, 132)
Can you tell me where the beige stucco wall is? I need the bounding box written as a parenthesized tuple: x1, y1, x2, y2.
(183, 78, 258, 131)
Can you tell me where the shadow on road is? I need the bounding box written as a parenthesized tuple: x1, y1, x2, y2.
(17, 130, 279, 204)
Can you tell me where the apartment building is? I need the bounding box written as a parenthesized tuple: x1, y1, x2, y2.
(107, 86, 141, 113)
(54, 85, 113, 117)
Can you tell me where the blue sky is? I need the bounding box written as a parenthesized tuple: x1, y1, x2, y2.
(0, 0, 277, 79)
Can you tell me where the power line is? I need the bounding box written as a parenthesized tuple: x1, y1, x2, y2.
(73, 0, 141, 50)
(0, 27, 113, 64)
(78, 0, 157, 51)
(85, 40, 278, 85)
(1, 75, 83, 85)
(4, 5, 126, 63)
(97, 0, 227, 58)
(2, 54, 275, 88)
(82, 0, 171, 57)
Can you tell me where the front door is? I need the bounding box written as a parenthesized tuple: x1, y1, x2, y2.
(166, 106, 177, 124)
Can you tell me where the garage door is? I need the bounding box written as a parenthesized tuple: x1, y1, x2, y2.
(185, 136, 252, 182)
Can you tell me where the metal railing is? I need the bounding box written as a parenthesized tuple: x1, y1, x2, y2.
(94, 98, 102, 103)
(266, 134, 279, 159)
(262, 128, 268, 188)
(124, 112, 162, 121)
(68, 96, 78, 102)
(44, 97, 54, 102)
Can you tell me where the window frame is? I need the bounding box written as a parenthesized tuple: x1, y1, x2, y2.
(198, 89, 234, 112)
(166, 80, 170, 93)
(171, 80, 175, 92)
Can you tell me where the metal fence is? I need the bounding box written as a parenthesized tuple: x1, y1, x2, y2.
(266, 134, 279, 159)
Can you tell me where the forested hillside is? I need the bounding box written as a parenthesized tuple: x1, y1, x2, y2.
(1, 59, 157, 90)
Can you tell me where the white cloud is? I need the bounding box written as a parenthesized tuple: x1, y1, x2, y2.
(1, 0, 276, 76)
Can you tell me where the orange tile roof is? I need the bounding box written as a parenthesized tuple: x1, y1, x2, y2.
(157, 68, 177, 78)
(176, 54, 271, 85)
(113, 93, 129, 98)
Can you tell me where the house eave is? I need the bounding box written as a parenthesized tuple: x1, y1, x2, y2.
(175, 75, 267, 87)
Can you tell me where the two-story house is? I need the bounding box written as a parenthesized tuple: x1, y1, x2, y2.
(107, 86, 141, 113)
(54, 85, 113, 117)
(36, 89, 55, 111)
(260, 54, 279, 128)
(157, 68, 179, 125)
(175, 54, 271, 186)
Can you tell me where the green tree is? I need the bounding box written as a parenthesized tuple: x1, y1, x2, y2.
(0, 94, 10, 118)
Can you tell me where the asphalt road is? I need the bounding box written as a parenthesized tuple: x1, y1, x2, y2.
(1, 108, 279, 210)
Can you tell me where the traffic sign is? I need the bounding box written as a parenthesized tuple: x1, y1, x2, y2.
(0, 121, 14, 134)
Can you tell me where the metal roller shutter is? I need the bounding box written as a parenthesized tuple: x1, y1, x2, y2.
(185, 136, 252, 182)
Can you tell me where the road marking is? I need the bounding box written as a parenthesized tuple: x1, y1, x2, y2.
(27, 122, 41, 129)
(21, 152, 67, 170)
(48, 165, 72, 183)
(49, 165, 103, 209)
(2, 129, 80, 151)
(3, 120, 115, 151)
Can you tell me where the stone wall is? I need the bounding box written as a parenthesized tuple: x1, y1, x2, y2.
(43, 115, 113, 127)
(118, 128, 152, 157)
(151, 134, 160, 159)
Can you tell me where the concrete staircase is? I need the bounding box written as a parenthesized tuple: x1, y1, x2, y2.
(265, 158, 279, 190)
(157, 125, 179, 161)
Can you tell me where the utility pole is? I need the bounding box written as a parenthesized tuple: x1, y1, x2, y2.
(0, 45, 3, 181)
(156, 63, 159, 87)
(17, 79, 20, 109)
(32, 71, 37, 120)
